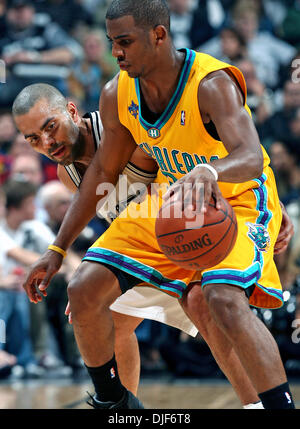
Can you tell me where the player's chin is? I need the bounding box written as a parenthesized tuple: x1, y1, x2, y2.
(53, 155, 71, 166)
(126, 69, 141, 79)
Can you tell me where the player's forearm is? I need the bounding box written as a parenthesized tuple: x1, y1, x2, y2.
(52, 191, 96, 251)
(52, 168, 118, 251)
(211, 146, 264, 183)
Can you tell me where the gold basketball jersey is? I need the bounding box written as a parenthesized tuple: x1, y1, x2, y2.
(118, 49, 272, 198)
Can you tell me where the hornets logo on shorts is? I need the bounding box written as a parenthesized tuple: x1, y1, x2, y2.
(246, 222, 271, 252)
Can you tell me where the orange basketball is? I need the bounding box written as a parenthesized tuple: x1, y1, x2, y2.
(155, 196, 237, 271)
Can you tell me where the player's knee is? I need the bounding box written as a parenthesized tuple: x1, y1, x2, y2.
(181, 283, 212, 338)
(67, 273, 93, 316)
(67, 265, 107, 312)
(203, 285, 244, 332)
(182, 284, 209, 320)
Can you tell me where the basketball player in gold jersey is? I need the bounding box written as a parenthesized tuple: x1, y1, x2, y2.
(22, 0, 295, 409)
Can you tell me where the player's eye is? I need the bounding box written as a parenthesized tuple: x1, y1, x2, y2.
(28, 136, 38, 145)
(47, 122, 55, 131)
(119, 39, 132, 46)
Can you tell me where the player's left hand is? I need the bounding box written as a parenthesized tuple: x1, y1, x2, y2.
(274, 201, 294, 254)
(163, 166, 223, 213)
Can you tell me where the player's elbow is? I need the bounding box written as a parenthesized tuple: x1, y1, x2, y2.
(248, 149, 264, 179)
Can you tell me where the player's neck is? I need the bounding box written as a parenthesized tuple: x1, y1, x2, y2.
(139, 49, 185, 114)
(74, 117, 95, 166)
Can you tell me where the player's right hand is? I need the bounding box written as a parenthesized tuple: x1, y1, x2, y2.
(23, 250, 64, 303)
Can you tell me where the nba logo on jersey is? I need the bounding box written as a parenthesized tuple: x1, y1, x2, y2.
(110, 367, 116, 378)
(147, 127, 160, 139)
(180, 110, 186, 126)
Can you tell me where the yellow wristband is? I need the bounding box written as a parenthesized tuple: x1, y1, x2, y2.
(48, 245, 67, 258)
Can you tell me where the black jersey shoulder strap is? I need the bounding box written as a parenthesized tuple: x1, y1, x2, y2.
(64, 111, 102, 188)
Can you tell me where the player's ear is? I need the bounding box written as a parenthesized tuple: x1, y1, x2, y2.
(153, 24, 168, 45)
(67, 101, 79, 122)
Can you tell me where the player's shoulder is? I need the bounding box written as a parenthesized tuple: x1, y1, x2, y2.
(101, 73, 120, 101)
(199, 69, 236, 92)
(198, 68, 243, 108)
(100, 73, 121, 125)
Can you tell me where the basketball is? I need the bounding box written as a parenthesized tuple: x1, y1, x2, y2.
(155, 196, 237, 271)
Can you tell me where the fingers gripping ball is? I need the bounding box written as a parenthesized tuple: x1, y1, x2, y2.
(155, 196, 237, 270)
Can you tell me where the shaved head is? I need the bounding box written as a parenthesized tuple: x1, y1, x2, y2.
(12, 83, 67, 118)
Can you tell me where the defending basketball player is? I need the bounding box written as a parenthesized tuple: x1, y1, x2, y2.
(22, 0, 295, 409)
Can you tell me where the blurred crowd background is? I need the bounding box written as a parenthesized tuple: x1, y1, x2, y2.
(0, 0, 300, 384)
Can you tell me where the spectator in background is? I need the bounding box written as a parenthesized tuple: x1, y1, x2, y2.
(80, 0, 112, 30)
(0, 112, 17, 184)
(39, 180, 73, 234)
(0, 112, 17, 154)
(39, 180, 96, 253)
(68, 28, 117, 112)
(2, 179, 56, 367)
(9, 153, 44, 186)
(34, 0, 93, 35)
(219, 26, 247, 63)
(0, 0, 83, 108)
(8, 133, 37, 159)
(9, 153, 54, 238)
(258, 80, 300, 146)
(277, 49, 300, 90)
(235, 58, 274, 125)
(168, 0, 197, 49)
(0, 222, 51, 380)
(0, 180, 53, 378)
(199, 1, 296, 89)
(0, 225, 39, 379)
(289, 107, 300, 145)
(269, 140, 300, 207)
(278, 0, 300, 49)
(169, 0, 227, 50)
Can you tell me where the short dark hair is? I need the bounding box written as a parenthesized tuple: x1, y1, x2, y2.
(12, 83, 67, 117)
(106, 0, 170, 32)
(4, 179, 37, 210)
(221, 27, 246, 48)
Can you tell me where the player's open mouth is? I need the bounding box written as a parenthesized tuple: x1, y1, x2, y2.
(51, 146, 66, 158)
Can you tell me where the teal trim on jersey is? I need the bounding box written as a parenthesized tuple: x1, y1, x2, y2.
(201, 261, 262, 288)
(252, 173, 272, 226)
(251, 173, 272, 268)
(134, 48, 196, 132)
(82, 247, 187, 298)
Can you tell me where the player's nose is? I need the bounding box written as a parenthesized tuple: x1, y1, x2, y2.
(111, 43, 124, 59)
(41, 134, 55, 149)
